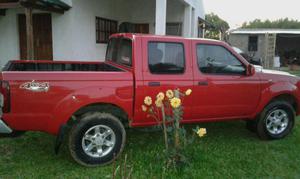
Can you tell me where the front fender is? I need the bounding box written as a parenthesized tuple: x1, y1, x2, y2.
(47, 85, 133, 134)
(253, 81, 298, 117)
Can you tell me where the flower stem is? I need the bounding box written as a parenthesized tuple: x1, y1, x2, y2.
(174, 90, 181, 150)
(161, 105, 168, 151)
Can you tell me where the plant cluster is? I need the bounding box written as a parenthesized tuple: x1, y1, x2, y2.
(242, 18, 300, 29)
(141, 88, 206, 167)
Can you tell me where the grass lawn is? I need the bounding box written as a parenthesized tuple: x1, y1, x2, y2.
(1, 70, 300, 178)
(280, 67, 300, 76)
(0, 119, 300, 178)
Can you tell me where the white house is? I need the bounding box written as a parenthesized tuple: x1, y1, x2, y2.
(0, 0, 205, 68)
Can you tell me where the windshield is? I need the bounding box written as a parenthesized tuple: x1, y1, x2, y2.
(106, 38, 132, 67)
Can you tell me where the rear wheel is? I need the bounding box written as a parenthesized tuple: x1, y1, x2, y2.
(256, 101, 295, 140)
(68, 112, 126, 167)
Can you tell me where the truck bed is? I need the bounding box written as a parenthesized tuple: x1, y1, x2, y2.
(0, 60, 134, 134)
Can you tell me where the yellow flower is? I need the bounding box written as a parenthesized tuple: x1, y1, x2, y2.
(185, 89, 192, 96)
(166, 90, 174, 99)
(197, 128, 207, 137)
(156, 92, 165, 100)
(155, 98, 163, 108)
(170, 97, 181, 108)
(141, 105, 147, 112)
(144, 96, 152, 106)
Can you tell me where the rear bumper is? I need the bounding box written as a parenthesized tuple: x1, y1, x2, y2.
(0, 119, 12, 134)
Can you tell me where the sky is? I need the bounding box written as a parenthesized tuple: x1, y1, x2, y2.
(203, 0, 300, 29)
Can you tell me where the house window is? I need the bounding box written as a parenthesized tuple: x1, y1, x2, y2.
(248, 36, 258, 51)
(166, 23, 182, 36)
(96, 17, 118, 43)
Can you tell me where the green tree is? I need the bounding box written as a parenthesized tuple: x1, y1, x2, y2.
(205, 13, 230, 40)
(242, 18, 300, 29)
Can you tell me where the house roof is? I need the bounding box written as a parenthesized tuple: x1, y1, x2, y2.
(38, 0, 71, 10)
(230, 29, 300, 35)
(0, 0, 71, 14)
(198, 17, 216, 29)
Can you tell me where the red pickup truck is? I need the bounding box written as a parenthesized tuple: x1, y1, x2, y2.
(0, 33, 300, 166)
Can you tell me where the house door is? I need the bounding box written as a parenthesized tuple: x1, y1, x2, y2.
(18, 13, 53, 60)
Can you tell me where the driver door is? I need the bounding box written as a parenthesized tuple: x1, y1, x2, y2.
(192, 42, 261, 120)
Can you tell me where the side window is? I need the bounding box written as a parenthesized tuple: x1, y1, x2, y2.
(148, 42, 185, 74)
(197, 44, 246, 75)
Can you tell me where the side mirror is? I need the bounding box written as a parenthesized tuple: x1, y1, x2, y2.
(247, 64, 255, 76)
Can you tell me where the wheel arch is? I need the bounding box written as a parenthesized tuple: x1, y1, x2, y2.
(255, 92, 298, 118)
(68, 103, 130, 127)
(268, 93, 297, 112)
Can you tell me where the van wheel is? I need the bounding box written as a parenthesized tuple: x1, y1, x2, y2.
(68, 112, 126, 167)
(256, 101, 295, 140)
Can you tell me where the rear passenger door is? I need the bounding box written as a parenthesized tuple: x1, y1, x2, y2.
(139, 37, 194, 124)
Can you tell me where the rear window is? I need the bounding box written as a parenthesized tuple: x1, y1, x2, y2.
(106, 38, 132, 67)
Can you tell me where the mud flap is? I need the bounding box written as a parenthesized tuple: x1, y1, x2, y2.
(54, 124, 69, 155)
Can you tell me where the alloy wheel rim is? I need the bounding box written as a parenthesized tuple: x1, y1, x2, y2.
(265, 109, 289, 135)
(82, 125, 116, 158)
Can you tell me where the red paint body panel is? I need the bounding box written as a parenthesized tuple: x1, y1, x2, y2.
(1, 33, 300, 135)
(2, 71, 133, 134)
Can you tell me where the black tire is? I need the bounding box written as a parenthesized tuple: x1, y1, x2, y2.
(256, 101, 295, 140)
(68, 112, 126, 167)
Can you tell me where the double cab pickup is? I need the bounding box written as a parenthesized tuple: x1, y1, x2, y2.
(0, 33, 300, 166)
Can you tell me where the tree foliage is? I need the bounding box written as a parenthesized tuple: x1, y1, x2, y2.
(242, 18, 300, 29)
(205, 13, 230, 40)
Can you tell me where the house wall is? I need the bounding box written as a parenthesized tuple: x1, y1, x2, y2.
(182, 0, 205, 37)
(0, 0, 205, 66)
(115, 0, 186, 34)
(0, 9, 20, 68)
(52, 0, 120, 61)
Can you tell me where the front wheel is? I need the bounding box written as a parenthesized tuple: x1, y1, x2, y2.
(68, 112, 126, 167)
(256, 101, 295, 140)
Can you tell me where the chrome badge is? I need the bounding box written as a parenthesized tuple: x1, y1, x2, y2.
(20, 80, 50, 92)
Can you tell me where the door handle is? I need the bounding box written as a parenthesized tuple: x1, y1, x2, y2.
(198, 81, 208, 86)
(148, 82, 160, 86)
